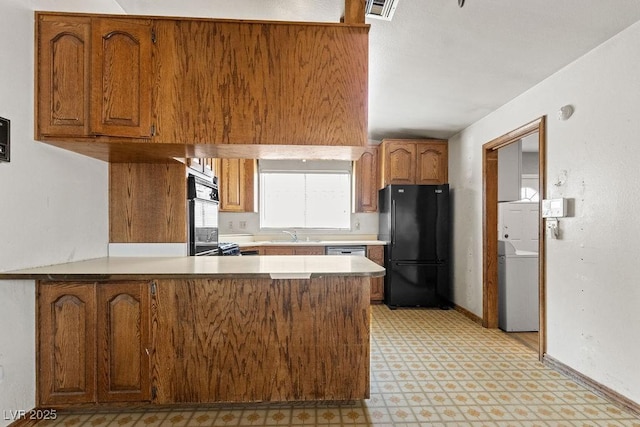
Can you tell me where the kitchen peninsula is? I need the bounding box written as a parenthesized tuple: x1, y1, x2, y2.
(2, 255, 383, 408)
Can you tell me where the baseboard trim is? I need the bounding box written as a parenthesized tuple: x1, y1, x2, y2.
(543, 354, 640, 417)
(453, 304, 483, 325)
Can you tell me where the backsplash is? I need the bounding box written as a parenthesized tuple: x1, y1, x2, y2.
(219, 212, 379, 237)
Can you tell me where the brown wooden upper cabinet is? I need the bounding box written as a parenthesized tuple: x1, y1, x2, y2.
(35, 12, 368, 161)
(379, 139, 448, 188)
(215, 158, 256, 212)
(37, 14, 152, 139)
(354, 145, 379, 212)
(153, 19, 367, 147)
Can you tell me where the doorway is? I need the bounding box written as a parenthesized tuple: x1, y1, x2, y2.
(482, 117, 546, 360)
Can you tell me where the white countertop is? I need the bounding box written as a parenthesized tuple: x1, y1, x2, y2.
(0, 255, 385, 281)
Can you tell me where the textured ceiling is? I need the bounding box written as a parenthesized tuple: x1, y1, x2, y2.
(35, 0, 640, 140)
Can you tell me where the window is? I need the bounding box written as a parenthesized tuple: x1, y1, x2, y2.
(520, 174, 540, 202)
(259, 160, 351, 229)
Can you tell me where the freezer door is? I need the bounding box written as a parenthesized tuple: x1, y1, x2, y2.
(389, 185, 449, 262)
(385, 262, 446, 308)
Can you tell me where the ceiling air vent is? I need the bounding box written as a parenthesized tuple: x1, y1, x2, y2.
(366, 0, 399, 21)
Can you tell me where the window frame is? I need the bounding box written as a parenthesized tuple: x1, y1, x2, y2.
(258, 160, 353, 231)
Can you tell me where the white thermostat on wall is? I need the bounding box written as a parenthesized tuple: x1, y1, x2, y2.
(542, 198, 568, 218)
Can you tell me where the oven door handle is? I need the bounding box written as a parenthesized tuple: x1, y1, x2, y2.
(195, 248, 219, 256)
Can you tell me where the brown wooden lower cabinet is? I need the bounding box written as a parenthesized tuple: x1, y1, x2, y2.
(262, 245, 324, 255)
(38, 282, 97, 405)
(152, 277, 369, 403)
(367, 246, 385, 303)
(38, 281, 151, 406)
(37, 275, 371, 407)
(97, 282, 151, 403)
(263, 245, 386, 303)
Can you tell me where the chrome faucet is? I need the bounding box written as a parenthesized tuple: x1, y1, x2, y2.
(282, 230, 298, 242)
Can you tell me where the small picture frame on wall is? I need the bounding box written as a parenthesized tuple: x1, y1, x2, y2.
(0, 116, 9, 162)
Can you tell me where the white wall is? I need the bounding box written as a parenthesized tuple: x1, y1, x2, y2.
(219, 212, 379, 237)
(449, 21, 640, 404)
(0, 1, 110, 423)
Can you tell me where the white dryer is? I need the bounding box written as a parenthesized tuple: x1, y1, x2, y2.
(498, 240, 539, 332)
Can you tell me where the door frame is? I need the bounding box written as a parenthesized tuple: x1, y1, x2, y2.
(482, 117, 547, 360)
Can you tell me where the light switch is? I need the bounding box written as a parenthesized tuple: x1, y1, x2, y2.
(0, 117, 9, 163)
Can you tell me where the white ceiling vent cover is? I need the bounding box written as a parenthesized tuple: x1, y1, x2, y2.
(366, 0, 399, 21)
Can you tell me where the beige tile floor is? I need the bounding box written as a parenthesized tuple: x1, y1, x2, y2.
(32, 306, 640, 426)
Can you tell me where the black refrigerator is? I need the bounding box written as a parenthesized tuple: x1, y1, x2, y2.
(378, 184, 450, 308)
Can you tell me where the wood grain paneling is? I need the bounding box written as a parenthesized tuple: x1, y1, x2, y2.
(38, 282, 96, 405)
(97, 282, 151, 402)
(291, 246, 325, 255)
(152, 277, 370, 403)
(109, 163, 186, 243)
(482, 148, 499, 328)
(90, 18, 152, 138)
(384, 142, 416, 185)
(153, 20, 368, 147)
(217, 159, 255, 212)
(37, 15, 91, 137)
(354, 146, 379, 212)
(36, 12, 368, 162)
(416, 142, 448, 184)
(367, 246, 384, 303)
(380, 139, 448, 188)
(263, 247, 296, 255)
(39, 139, 367, 162)
(344, 0, 366, 24)
(262, 246, 325, 255)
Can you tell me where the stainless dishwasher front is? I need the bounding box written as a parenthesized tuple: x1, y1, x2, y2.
(325, 246, 367, 256)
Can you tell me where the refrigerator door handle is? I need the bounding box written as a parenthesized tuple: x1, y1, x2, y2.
(391, 199, 396, 246)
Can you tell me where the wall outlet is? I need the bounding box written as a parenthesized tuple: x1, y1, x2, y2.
(228, 221, 233, 230)
(546, 218, 559, 239)
(239, 221, 247, 229)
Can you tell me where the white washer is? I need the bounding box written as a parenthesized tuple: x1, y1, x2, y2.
(498, 241, 539, 332)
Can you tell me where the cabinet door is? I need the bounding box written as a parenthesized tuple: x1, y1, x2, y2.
(416, 142, 448, 185)
(37, 16, 91, 137)
(385, 142, 416, 185)
(218, 159, 256, 212)
(354, 146, 379, 212)
(294, 246, 325, 255)
(263, 246, 295, 255)
(91, 18, 152, 137)
(97, 282, 151, 402)
(367, 246, 385, 303)
(38, 282, 96, 405)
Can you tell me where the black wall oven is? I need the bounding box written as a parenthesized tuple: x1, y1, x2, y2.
(187, 174, 219, 256)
